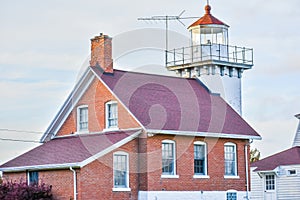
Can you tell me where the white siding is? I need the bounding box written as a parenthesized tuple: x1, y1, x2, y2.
(251, 165, 300, 200)
(277, 165, 300, 200)
(250, 167, 264, 199)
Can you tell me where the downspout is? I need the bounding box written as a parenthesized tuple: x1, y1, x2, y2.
(244, 139, 253, 200)
(70, 167, 77, 200)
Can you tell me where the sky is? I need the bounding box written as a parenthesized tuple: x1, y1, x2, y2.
(0, 0, 300, 165)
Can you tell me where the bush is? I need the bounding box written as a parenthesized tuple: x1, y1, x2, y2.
(0, 181, 53, 200)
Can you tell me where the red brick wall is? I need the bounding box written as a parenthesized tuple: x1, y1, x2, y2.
(144, 134, 248, 192)
(57, 78, 140, 137)
(3, 135, 250, 200)
(2, 172, 27, 183)
(78, 138, 139, 200)
(3, 170, 74, 200)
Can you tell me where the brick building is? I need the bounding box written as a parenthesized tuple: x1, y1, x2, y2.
(0, 3, 261, 200)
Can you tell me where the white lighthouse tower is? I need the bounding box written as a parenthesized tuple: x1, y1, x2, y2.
(166, 3, 253, 115)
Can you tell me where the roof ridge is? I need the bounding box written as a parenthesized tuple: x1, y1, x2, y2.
(111, 68, 196, 80)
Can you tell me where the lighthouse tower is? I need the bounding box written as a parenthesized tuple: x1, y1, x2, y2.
(166, 3, 253, 115)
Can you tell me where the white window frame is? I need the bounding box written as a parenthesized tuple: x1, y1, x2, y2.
(112, 151, 131, 192)
(224, 142, 239, 178)
(77, 105, 88, 133)
(161, 140, 179, 178)
(105, 101, 118, 130)
(27, 171, 39, 185)
(265, 174, 275, 191)
(287, 169, 297, 176)
(193, 141, 209, 179)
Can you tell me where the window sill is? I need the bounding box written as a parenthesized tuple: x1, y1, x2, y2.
(104, 127, 119, 132)
(193, 175, 210, 179)
(75, 130, 89, 134)
(112, 187, 131, 192)
(224, 175, 240, 179)
(161, 175, 179, 179)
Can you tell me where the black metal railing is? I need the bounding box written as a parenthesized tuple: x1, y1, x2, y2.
(166, 44, 253, 67)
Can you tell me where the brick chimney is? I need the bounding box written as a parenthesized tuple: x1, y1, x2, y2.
(90, 33, 113, 73)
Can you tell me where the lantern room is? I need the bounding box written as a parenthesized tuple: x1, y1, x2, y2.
(188, 5, 229, 46)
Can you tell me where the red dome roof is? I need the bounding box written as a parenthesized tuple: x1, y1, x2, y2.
(188, 5, 228, 29)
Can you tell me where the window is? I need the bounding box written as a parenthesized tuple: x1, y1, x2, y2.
(194, 142, 207, 175)
(226, 192, 237, 200)
(113, 152, 129, 191)
(265, 174, 275, 191)
(106, 101, 118, 129)
(162, 140, 176, 176)
(288, 169, 297, 176)
(77, 105, 88, 132)
(224, 143, 237, 176)
(28, 171, 38, 185)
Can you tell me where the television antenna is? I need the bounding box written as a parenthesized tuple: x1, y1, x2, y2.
(138, 11, 199, 66)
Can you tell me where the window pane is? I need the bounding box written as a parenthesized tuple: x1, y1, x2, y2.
(227, 192, 237, 200)
(194, 144, 205, 175)
(162, 142, 175, 175)
(108, 103, 118, 128)
(29, 171, 39, 185)
(265, 175, 275, 190)
(114, 154, 127, 188)
(224, 145, 236, 176)
(79, 107, 88, 130)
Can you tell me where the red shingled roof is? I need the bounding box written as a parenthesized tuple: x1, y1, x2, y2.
(0, 129, 139, 170)
(93, 68, 260, 138)
(251, 146, 300, 171)
(188, 5, 228, 29)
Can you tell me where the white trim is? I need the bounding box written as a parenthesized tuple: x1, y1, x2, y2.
(105, 101, 118, 130)
(224, 142, 238, 176)
(77, 105, 89, 133)
(1, 163, 79, 173)
(224, 175, 240, 179)
(193, 175, 210, 179)
(161, 140, 177, 176)
(112, 188, 131, 192)
(113, 151, 130, 190)
(41, 69, 95, 142)
(194, 141, 208, 176)
(161, 175, 179, 179)
(147, 129, 262, 140)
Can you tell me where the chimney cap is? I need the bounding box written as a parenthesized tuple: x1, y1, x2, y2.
(91, 33, 112, 41)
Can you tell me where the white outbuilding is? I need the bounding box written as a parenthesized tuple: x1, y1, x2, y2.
(251, 114, 300, 200)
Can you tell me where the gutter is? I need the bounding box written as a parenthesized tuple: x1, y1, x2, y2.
(70, 167, 77, 200)
(147, 129, 262, 140)
(0, 163, 80, 173)
(245, 139, 253, 200)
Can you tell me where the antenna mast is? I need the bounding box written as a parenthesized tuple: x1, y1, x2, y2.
(138, 10, 186, 52)
(138, 11, 198, 66)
